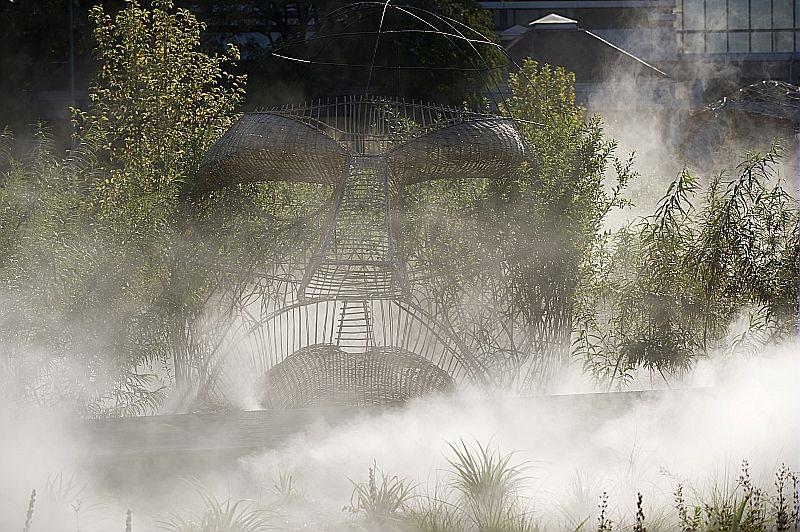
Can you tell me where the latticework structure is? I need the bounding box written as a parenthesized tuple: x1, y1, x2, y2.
(681, 81, 799, 169)
(707, 80, 799, 122)
(198, 96, 526, 407)
(193, 1, 535, 409)
(198, 97, 524, 302)
(262, 345, 455, 408)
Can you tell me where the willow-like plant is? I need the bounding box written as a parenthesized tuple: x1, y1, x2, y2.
(578, 145, 798, 386)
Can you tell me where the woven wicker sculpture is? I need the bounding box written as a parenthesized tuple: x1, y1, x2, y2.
(196, 3, 530, 407)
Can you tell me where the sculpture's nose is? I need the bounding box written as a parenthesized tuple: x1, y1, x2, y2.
(299, 155, 407, 302)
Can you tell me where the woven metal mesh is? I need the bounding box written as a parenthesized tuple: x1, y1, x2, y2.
(197, 113, 348, 192)
(213, 295, 485, 402)
(197, 95, 525, 408)
(300, 155, 406, 301)
(198, 96, 524, 305)
(261, 344, 455, 408)
(197, 96, 525, 191)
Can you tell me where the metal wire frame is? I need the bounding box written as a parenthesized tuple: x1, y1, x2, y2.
(261, 344, 455, 408)
(207, 283, 490, 407)
(269, 1, 516, 112)
(708, 80, 800, 124)
(189, 0, 555, 407)
(679, 81, 799, 169)
(267, 0, 550, 123)
(172, 256, 568, 409)
(196, 95, 526, 192)
(197, 95, 525, 305)
(298, 155, 407, 301)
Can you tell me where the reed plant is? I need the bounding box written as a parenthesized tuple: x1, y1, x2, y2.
(158, 491, 270, 532)
(345, 461, 416, 527)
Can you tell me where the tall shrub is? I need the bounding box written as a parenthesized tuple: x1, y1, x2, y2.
(403, 60, 633, 390)
(0, 0, 245, 415)
(577, 147, 799, 386)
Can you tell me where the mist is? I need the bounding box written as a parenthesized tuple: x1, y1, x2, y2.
(0, 341, 794, 530)
(2, 2, 799, 531)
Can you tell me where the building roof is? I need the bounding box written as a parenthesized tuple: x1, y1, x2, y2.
(498, 24, 530, 42)
(506, 13, 669, 82)
(528, 13, 578, 28)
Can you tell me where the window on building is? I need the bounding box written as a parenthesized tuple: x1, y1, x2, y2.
(681, 0, 798, 53)
(684, 0, 706, 29)
(706, 0, 727, 28)
(774, 0, 794, 23)
(729, 31, 750, 50)
(684, 31, 706, 51)
(751, 0, 772, 29)
(751, 30, 771, 50)
(707, 31, 727, 50)
(774, 29, 794, 48)
(729, 0, 750, 28)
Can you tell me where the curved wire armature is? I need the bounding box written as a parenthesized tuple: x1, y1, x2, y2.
(268, 1, 551, 129)
(187, 2, 574, 408)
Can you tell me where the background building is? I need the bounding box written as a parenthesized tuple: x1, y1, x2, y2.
(504, 14, 680, 111)
(2, 0, 797, 131)
(481, 0, 800, 103)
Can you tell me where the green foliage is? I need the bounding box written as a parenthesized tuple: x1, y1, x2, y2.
(345, 444, 536, 532)
(578, 146, 798, 386)
(15, 453, 800, 531)
(669, 461, 800, 532)
(406, 489, 466, 532)
(0, 0, 246, 416)
(74, 0, 246, 218)
(159, 483, 270, 532)
(403, 60, 633, 390)
(445, 440, 533, 531)
(345, 462, 416, 525)
(409, 0, 505, 104)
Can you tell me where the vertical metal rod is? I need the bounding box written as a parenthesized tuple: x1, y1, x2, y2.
(69, 0, 75, 110)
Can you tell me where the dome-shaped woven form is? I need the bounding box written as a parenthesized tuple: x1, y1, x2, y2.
(261, 344, 455, 408)
(196, 96, 525, 193)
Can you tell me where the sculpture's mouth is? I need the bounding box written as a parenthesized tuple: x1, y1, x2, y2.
(261, 343, 455, 409)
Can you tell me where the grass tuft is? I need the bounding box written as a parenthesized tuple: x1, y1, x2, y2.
(158, 480, 271, 532)
(344, 461, 416, 525)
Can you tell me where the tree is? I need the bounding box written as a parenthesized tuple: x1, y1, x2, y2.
(244, 0, 503, 107)
(402, 60, 634, 390)
(0, 0, 246, 416)
(577, 146, 799, 387)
